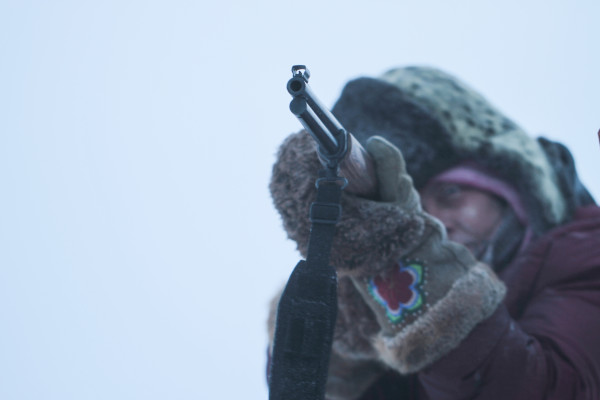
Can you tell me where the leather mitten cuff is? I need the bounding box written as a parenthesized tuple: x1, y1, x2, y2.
(351, 233, 505, 374)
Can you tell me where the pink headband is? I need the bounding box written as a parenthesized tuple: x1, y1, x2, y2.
(426, 164, 528, 226)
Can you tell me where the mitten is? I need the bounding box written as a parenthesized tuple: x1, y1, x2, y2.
(349, 136, 506, 374)
(270, 131, 429, 278)
(271, 131, 416, 398)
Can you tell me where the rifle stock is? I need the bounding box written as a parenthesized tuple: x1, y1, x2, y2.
(340, 134, 378, 198)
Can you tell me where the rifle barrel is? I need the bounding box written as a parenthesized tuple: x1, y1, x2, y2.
(287, 67, 378, 199)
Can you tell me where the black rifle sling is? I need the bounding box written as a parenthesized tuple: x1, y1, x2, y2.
(269, 172, 343, 400)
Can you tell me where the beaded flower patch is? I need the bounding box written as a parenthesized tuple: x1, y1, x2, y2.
(367, 259, 426, 324)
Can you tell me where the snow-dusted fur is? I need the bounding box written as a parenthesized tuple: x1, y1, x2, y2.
(331, 67, 568, 234)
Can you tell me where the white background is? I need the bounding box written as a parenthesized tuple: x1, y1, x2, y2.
(1, 1, 598, 399)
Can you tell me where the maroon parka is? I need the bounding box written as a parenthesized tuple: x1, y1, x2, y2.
(360, 205, 600, 399)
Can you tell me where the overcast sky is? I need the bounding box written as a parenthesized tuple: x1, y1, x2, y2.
(1, 1, 598, 399)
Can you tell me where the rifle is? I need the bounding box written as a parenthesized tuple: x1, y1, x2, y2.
(268, 66, 378, 400)
(286, 65, 378, 198)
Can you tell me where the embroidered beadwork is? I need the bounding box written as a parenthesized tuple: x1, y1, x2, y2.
(367, 259, 425, 324)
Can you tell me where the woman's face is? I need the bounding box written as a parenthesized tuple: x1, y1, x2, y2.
(420, 182, 506, 257)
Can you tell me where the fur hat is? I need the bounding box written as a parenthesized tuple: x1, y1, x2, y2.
(331, 66, 594, 235)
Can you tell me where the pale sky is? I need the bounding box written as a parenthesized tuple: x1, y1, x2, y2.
(1, 1, 598, 399)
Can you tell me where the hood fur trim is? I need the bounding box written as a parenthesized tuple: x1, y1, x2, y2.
(331, 67, 568, 234)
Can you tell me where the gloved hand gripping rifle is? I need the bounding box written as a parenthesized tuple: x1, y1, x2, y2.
(268, 66, 377, 400)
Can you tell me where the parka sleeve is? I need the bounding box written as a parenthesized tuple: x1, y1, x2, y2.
(415, 215, 600, 400)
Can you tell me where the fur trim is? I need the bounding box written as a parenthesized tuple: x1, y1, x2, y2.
(331, 67, 570, 234)
(332, 278, 381, 360)
(267, 279, 385, 400)
(266, 286, 283, 355)
(372, 262, 506, 374)
(267, 278, 382, 361)
(325, 351, 384, 400)
(270, 131, 428, 277)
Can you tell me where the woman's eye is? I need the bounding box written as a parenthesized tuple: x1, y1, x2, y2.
(439, 184, 461, 199)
